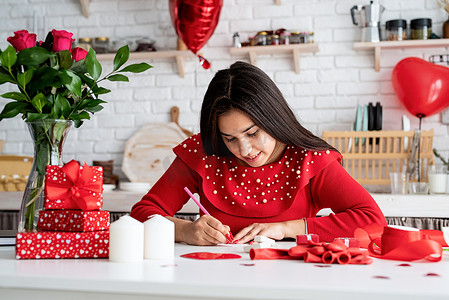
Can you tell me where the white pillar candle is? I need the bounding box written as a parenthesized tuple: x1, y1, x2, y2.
(144, 215, 174, 260)
(109, 215, 144, 263)
(428, 173, 447, 194)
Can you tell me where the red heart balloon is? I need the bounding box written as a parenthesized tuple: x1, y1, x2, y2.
(392, 57, 449, 118)
(169, 0, 222, 54)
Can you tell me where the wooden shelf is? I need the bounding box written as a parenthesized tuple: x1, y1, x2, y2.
(353, 39, 449, 71)
(230, 43, 319, 74)
(80, 0, 89, 18)
(96, 50, 197, 78)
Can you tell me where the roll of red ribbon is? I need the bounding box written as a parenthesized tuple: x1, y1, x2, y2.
(367, 226, 443, 262)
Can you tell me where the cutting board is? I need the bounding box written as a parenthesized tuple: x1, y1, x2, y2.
(121, 122, 188, 184)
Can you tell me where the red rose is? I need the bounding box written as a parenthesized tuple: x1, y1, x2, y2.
(7, 30, 37, 51)
(71, 47, 88, 62)
(52, 29, 75, 52)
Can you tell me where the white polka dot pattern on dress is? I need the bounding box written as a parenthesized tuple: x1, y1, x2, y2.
(174, 134, 341, 218)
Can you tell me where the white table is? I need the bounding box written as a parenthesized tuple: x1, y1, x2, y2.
(0, 242, 448, 300)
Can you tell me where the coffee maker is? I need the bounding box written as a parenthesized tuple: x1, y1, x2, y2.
(351, 1, 385, 42)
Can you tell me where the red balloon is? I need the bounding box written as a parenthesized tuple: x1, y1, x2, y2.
(169, 0, 223, 54)
(392, 57, 449, 118)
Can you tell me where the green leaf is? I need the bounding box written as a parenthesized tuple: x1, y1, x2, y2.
(1, 92, 28, 101)
(113, 45, 130, 72)
(91, 87, 111, 95)
(17, 47, 53, 66)
(73, 119, 83, 128)
(70, 111, 90, 120)
(53, 94, 72, 118)
(61, 69, 82, 97)
(0, 46, 17, 70)
(70, 60, 88, 75)
(0, 101, 28, 120)
(17, 68, 35, 90)
(77, 98, 106, 110)
(85, 49, 102, 81)
(28, 67, 61, 92)
(85, 105, 104, 113)
(106, 74, 129, 82)
(25, 112, 49, 122)
(31, 93, 47, 113)
(59, 50, 73, 69)
(0, 68, 15, 84)
(78, 74, 95, 87)
(119, 62, 152, 73)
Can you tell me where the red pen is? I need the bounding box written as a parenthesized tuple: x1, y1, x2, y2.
(184, 187, 233, 243)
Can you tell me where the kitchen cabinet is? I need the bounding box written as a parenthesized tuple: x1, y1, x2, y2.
(353, 39, 449, 71)
(96, 50, 196, 78)
(229, 43, 319, 74)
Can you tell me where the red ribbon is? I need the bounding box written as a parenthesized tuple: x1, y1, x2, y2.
(251, 238, 372, 265)
(355, 224, 445, 262)
(46, 160, 103, 210)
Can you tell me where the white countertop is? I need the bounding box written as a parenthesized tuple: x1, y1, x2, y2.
(1, 242, 448, 300)
(0, 191, 448, 218)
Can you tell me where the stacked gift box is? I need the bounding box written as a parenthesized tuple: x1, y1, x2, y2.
(16, 160, 110, 259)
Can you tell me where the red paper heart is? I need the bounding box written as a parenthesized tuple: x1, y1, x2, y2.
(392, 57, 449, 118)
(180, 252, 241, 260)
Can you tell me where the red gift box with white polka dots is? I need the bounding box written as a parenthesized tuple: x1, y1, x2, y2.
(44, 165, 103, 210)
(15, 230, 109, 259)
(38, 210, 110, 232)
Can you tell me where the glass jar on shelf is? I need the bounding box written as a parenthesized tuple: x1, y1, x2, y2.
(386, 19, 407, 41)
(300, 32, 310, 43)
(290, 32, 301, 44)
(93, 37, 110, 53)
(279, 31, 291, 45)
(136, 37, 156, 52)
(410, 18, 432, 40)
(271, 34, 280, 45)
(77, 37, 92, 51)
(308, 32, 314, 43)
(256, 31, 268, 45)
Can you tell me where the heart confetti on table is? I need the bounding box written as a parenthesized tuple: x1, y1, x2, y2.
(180, 252, 241, 260)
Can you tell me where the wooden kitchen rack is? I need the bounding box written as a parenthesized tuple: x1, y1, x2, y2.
(321, 130, 434, 186)
(230, 43, 319, 74)
(353, 39, 449, 71)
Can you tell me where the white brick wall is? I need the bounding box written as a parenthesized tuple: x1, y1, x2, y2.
(1, 0, 449, 185)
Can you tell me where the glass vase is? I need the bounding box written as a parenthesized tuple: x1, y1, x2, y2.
(18, 119, 72, 232)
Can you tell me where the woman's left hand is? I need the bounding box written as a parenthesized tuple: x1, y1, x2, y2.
(233, 222, 287, 244)
(233, 219, 306, 244)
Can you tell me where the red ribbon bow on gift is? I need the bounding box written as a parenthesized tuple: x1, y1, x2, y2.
(46, 160, 102, 210)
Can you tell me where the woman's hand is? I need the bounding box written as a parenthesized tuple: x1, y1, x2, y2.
(176, 215, 231, 246)
(233, 219, 306, 244)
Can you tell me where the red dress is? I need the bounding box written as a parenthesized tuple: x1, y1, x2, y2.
(131, 134, 386, 241)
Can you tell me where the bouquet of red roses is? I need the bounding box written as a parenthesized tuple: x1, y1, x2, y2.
(0, 29, 152, 127)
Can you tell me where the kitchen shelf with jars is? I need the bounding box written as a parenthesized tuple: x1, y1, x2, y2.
(96, 50, 196, 78)
(229, 43, 319, 74)
(230, 30, 318, 74)
(353, 38, 449, 72)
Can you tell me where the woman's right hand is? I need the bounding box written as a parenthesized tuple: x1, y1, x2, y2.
(180, 215, 230, 246)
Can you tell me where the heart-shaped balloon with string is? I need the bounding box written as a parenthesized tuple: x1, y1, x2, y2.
(169, 0, 223, 69)
(392, 57, 449, 118)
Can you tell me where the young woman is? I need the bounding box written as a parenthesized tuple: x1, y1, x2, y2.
(130, 61, 386, 245)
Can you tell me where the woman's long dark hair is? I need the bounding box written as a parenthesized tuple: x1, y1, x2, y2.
(200, 61, 338, 156)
